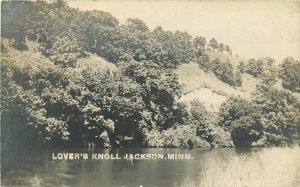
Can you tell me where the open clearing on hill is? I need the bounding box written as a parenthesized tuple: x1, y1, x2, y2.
(177, 61, 260, 111)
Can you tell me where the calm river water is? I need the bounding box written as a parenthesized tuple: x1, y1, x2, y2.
(0, 148, 273, 187)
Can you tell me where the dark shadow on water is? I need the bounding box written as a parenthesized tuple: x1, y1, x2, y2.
(1, 147, 258, 187)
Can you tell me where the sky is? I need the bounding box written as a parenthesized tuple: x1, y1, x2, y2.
(67, 0, 300, 62)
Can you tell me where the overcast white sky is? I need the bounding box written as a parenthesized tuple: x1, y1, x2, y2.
(67, 0, 300, 62)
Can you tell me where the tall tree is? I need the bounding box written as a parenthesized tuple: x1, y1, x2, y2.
(225, 45, 232, 55)
(208, 38, 218, 52)
(218, 43, 225, 53)
(218, 97, 263, 147)
(193, 36, 206, 50)
(280, 57, 300, 92)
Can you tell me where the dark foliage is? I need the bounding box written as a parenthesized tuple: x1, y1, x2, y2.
(197, 57, 241, 87)
(279, 57, 300, 92)
(218, 97, 263, 147)
(1, 0, 298, 149)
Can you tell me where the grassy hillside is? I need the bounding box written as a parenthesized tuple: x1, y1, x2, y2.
(177, 51, 300, 113)
(177, 66, 259, 113)
(177, 52, 286, 112)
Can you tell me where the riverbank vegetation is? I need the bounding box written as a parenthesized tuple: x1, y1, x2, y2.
(176, 146, 300, 187)
(1, 0, 300, 149)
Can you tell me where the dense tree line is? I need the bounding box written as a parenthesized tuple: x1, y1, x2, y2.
(2, 1, 234, 68)
(196, 53, 241, 87)
(1, 0, 224, 148)
(1, 0, 299, 149)
(208, 38, 232, 55)
(219, 84, 300, 147)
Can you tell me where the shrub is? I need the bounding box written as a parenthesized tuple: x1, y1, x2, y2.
(146, 125, 210, 148)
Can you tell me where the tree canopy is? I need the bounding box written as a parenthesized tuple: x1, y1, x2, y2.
(1, 0, 299, 149)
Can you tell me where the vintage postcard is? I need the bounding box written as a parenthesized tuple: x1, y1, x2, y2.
(1, 0, 300, 186)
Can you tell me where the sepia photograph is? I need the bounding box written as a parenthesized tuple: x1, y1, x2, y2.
(1, 0, 300, 186)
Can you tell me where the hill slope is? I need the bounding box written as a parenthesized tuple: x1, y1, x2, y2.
(177, 52, 300, 113)
(177, 53, 259, 112)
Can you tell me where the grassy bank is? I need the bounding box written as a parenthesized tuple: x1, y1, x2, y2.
(177, 147, 300, 187)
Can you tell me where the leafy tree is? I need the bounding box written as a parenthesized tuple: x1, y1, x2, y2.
(231, 113, 263, 147)
(237, 61, 246, 73)
(124, 18, 149, 32)
(210, 59, 237, 86)
(46, 31, 84, 67)
(120, 60, 183, 130)
(190, 100, 211, 140)
(78, 65, 145, 147)
(241, 57, 278, 85)
(279, 57, 300, 92)
(1, 48, 74, 145)
(195, 49, 210, 71)
(235, 71, 242, 87)
(189, 99, 233, 147)
(193, 36, 206, 50)
(1, 1, 33, 50)
(254, 84, 300, 145)
(190, 100, 208, 125)
(151, 28, 194, 66)
(244, 58, 264, 78)
(208, 38, 218, 52)
(197, 57, 240, 86)
(225, 45, 232, 55)
(55, 0, 68, 8)
(218, 97, 263, 147)
(219, 97, 254, 132)
(260, 57, 278, 86)
(218, 43, 225, 53)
